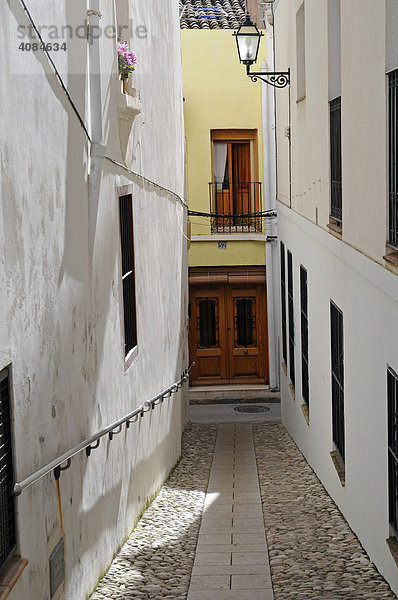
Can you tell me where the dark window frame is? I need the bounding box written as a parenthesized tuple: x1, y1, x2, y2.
(388, 69, 398, 249)
(300, 266, 309, 406)
(287, 250, 295, 387)
(330, 301, 345, 461)
(280, 242, 287, 365)
(330, 96, 342, 225)
(0, 367, 17, 571)
(118, 193, 138, 360)
(388, 366, 398, 539)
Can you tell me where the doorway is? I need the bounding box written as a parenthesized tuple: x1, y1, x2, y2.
(189, 281, 269, 386)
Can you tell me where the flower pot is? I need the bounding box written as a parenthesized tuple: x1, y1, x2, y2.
(121, 74, 129, 94)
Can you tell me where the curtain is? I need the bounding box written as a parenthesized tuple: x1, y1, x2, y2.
(213, 143, 228, 189)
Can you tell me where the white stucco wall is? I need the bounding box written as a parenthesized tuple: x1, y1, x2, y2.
(274, 0, 398, 593)
(0, 1, 187, 599)
(274, 0, 391, 265)
(278, 203, 398, 594)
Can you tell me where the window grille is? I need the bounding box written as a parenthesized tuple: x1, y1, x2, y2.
(234, 297, 256, 347)
(119, 194, 137, 357)
(300, 266, 309, 406)
(388, 367, 398, 538)
(0, 367, 16, 569)
(330, 96, 342, 223)
(330, 302, 345, 461)
(197, 298, 218, 348)
(287, 250, 295, 387)
(388, 70, 398, 248)
(280, 242, 287, 365)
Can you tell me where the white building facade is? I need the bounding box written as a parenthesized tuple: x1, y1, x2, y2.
(0, 1, 188, 598)
(274, 0, 398, 593)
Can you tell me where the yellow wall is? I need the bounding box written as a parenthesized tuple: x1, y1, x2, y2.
(181, 29, 266, 266)
(189, 241, 266, 266)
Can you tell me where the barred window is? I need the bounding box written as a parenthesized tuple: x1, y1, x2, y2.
(119, 194, 137, 358)
(388, 367, 398, 538)
(330, 302, 345, 461)
(287, 250, 295, 387)
(280, 242, 287, 365)
(330, 97, 342, 224)
(388, 70, 398, 248)
(300, 266, 309, 406)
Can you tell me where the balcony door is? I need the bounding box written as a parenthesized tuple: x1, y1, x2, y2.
(189, 282, 269, 385)
(211, 129, 260, 232)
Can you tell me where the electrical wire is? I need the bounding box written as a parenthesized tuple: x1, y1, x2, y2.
(16, 0, 188, 210)
(104, 155, 188, 209)
(18, 0, 92, 142)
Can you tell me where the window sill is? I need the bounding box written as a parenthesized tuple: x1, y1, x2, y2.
(301, 403, 309, 425)
(386, 537, 398, 567)
(330, 450, 345, 486)
(0, 557, 28, 600)
(117, 86, 142, 122)
(327, 221, 342, 238)
(384, 249, 398, 275)
(191, 233, 266, 242)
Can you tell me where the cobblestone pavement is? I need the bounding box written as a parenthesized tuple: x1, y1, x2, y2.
(253, 422, 397, 600)
(91, 420, 397, 600)
(90, 424, 217, 600)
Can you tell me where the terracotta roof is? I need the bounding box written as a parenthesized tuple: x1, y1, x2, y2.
(180, 0, 246, 29)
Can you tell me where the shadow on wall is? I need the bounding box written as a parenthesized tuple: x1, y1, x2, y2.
(89, 423, 218, 600)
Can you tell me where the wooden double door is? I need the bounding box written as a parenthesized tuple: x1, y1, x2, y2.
(189, 283, 269, 385)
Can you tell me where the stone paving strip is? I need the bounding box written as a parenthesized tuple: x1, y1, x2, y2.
(187, 422, 273, 600)
(90, 424, 217, 600)
(253, 422, 397, 600)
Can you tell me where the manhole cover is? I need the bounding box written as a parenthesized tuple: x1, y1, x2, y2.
(234, 405, 270, 414)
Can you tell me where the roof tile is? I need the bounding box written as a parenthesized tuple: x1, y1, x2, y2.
(180, 0, 245, 29)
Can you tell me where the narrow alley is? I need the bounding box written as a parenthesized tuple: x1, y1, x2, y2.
(91, 405, 397, 600)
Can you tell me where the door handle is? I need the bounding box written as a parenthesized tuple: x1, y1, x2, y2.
(244, 349, 248, 355)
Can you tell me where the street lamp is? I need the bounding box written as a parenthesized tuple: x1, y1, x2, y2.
(233, 15, 290, 89)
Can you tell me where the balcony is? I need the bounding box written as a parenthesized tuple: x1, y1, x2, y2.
(209, 181, 263, 233)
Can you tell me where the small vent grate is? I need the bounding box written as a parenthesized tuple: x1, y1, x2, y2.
(234, 405, 270, 414)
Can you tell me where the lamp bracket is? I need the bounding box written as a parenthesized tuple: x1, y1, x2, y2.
(246, 65, 290, 88)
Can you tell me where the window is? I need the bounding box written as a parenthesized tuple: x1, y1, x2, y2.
(296, 3, 306, 101)
(197, 298, 219, 348)
(330, 302, 344, 461)
(280, 242, 287, 365)
(119, 194, 137, 358)
(388, 367, 398, 539)
(210, 130, 262, 233)
(300, 266, 309, 406)
(0, 367, 16, 570)
(388, 69, 398, 249)
(287, 250, 295, 387)
(234, 297, 256, 347)
(330, 96, 342, 226)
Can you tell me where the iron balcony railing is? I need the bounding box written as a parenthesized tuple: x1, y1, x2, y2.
(209, 181, 263, 233)
(12, 365, 194, 496)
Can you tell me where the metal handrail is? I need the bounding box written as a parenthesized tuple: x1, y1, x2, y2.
(12, 363, 194, 496)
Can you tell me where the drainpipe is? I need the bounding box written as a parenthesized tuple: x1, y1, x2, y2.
(262, 14, 279, 391)
(87, 2, 106, 257)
